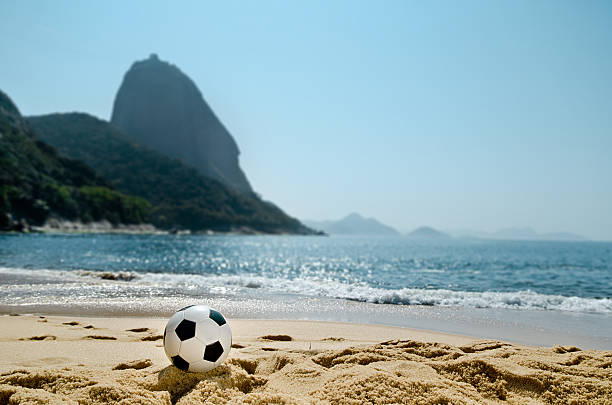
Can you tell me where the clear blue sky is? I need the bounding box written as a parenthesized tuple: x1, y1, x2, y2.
(1, 1, 611, 239)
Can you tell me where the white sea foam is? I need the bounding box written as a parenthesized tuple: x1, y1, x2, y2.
(92, 269, 612, 314)
(1, 267, 611, 314)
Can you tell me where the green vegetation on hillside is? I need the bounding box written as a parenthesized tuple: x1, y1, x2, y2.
(0, 90, 150, 230)
(28, 113, 315, 234)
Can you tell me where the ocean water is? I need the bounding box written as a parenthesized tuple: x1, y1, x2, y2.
(1, 234, 611, 348)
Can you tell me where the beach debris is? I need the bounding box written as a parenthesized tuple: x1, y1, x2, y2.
(99, 271, 137, 281)
(245, 281, 261, 288)
(75, 270, 138, 281)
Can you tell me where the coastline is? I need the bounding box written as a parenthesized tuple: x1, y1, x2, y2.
(4, 220, 325, 236)
(2, 292, 611, 350)
(1, 314, 610, 403)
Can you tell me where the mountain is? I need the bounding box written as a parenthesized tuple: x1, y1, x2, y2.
(0, 90, 149, 231)
(540, 232, 587, 241)
(406, 226, 451, 239)
(28, 113, 316, 234)
(492, 227, 587, 241)
(491, 227, 538, 240)
(110, 54, 252, 193)
(303, 213, 400, 235)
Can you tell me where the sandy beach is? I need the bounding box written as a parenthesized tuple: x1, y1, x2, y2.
(1, 314, 610, 404)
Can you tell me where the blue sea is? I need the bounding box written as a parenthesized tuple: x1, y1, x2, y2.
(1, 234, 611, 348)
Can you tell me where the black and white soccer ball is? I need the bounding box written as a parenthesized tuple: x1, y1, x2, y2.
(163, 305, 232, 372)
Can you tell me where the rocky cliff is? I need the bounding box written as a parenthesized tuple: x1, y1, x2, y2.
(110, 54, 252, 193)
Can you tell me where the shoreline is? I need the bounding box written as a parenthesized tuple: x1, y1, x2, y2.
(3, 295, 611, 350)
(1, 314, 610, 403)
(2, 224, 326, 236)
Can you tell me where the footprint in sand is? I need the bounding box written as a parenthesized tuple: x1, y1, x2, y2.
(554, 345, 582, 354)
(231, 343, 246, 349)
(140, 335, 163, 341)
(83, 325, 95, 329)
(83, 335, 117, 340)
(126, 327, 150, 333)
(62, 321, 79, 326)
(259, 334, 293, 341)
(19, 335, 57, 341)
(262, 347, 279, 352)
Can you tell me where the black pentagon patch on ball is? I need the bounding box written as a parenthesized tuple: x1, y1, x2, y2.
(175, 319, 196, 341)
(178, 305, 195, 312)
(208, 309, 226, 326)
(171, 355, 189, 371)
(204, 341, 224, 362)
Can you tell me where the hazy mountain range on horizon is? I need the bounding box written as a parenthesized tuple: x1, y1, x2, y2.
(406, 226, 451, 239)
(303, 214, 449, 238)
(303, 213, 400, 236)
(446, 227, 588, 242)
(304, 212, 589, 241)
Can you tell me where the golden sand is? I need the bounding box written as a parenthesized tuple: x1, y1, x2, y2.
(0, 315, 610, 404)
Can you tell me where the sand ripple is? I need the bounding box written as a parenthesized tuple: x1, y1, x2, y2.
(0, 340, 611, 404)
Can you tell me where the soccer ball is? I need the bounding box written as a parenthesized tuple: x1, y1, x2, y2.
(163, 305, 232, 372)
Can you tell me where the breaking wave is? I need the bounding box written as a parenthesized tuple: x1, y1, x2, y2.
(3, 267, 608, 315)
(185, 273, 612, 314)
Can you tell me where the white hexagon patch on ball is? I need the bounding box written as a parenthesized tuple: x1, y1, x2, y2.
(163, 305, 232, 372)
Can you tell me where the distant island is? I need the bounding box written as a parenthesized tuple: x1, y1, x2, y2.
(448, 227, 588, 242)
(405, 226, 587, 241)
(303, 213, 400, 236)
(406, 226, 451, 239)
